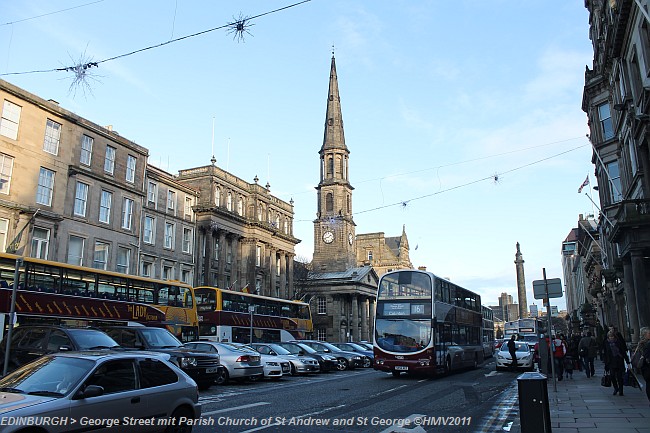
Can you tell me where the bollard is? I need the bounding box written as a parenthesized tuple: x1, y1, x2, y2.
(517, 372, 551, 433)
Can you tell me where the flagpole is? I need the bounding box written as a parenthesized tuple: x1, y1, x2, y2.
(584, 192, 614, 228)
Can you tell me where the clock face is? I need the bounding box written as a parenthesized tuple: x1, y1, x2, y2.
(348, 233, 354, 245)
(323, 230, 334, 244)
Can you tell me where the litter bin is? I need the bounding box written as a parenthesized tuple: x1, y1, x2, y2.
(517, 372, 551, 433)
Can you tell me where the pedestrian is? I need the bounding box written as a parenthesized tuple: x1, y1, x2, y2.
(635, 326, 650, 402)
(507, 334, 518, 371)
(603, 329, 630, 396)
(552, 334, 566, 381)
(578, 331, 598, 378)
(565, 334, 578, 379)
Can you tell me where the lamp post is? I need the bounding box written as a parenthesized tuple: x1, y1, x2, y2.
(248, 305, 255, 344)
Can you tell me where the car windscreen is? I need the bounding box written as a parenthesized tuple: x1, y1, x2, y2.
(0, 355, 94, 396)
(68, 329, 120, 349)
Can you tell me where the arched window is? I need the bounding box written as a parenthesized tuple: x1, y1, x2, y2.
(258, 204, 263, 221)
(326, 193, 333, 212)
(327, 157, 333, 177)
(275, 214, 280, 228)
(284, 218, 289, 234)
(347, 195, 351, 214)
(227, 192, 232, 211)
(214, 187, 221, 206)
(237, 197, 244, 216)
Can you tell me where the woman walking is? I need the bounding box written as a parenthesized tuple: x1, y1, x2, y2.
(603, 330, 630, 396)
(636, 326, 650, 402)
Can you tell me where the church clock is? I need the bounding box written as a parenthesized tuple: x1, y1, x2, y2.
(323, 230, 335, 244)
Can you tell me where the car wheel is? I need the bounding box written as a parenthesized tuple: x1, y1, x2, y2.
(363, 357, 372, 368)
(391, 370, 401, 377)
(165, 407, 194, 433)
(336, 358, 348, 371)
(215, 368, 229, 385)
(290, 363, 296, 375)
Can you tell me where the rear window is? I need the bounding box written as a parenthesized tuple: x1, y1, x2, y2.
(139, 359, 178, 388)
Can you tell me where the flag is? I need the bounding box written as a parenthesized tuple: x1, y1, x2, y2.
(242, 284, 250, 293)
(578, 175, 589, 193)
(6, 209, 39, 254)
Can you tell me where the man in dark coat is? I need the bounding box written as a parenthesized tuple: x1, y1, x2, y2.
(507, 335, 518, 371)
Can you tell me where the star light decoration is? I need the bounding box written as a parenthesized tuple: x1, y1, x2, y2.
(227, 13, 254, 42)
(64, 49, 101, 98)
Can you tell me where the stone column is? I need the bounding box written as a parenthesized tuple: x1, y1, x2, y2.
(623, 258, 640, 343)
(350, 295, 358, 342)
(368, 298, 375, 341)
(218, 230, 227, 287)
(631, 250, 650, 331)
(361, 297, 369, 341)
(287, 253, 294, 298)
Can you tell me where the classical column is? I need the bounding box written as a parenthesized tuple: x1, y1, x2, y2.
(269, 247, 277, 297)
(360, 297, 369, 341)
(287, 253, 294, 298)
(631, 250, 650, 331)
(623, 259, 640, 343)
(218, 230, 226, 287)
(369, 298, 375, 341)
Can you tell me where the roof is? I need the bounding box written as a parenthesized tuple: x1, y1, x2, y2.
(307, 266, 375, 283)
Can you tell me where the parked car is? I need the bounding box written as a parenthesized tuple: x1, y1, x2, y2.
(495, 341, 535, 371)
(183, 341, 263, 384)
(0, 350, 201, 433)
(291, 340, 363, 370)
(227, 343, 290, 380)
(0, 325, 120, 373)
(250, 342, 320, 374)
(331, 342, 373, 367)
(101, 325, 222, 390)
(353, 341, 373, 350)
(272, 341, 338, 372)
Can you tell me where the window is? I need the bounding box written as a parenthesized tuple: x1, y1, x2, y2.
(147, 181, 157, 206)
(0, 153, 14, 194)
(181, 269, 192, 284)
(141, 261, 152, 277)
(275, 215, 280, 229)
(143, 216, 155, 244)
(80, 135, 93, 166)
(256, 245, 261, 266)
(43, 119, 61, 155)
(226, 239, 232, 264)
(258, 205, 263, 221)
(326, 193, 333, 212)
(93, 241, 109, 270)
(182, 227, 192, 253)
(0, 218, 7, 252)
(184, 197, 193, 220)
(117, 247, 130, 274)
(99, 190, 112, 224)
(163, 265, 174, 280)
(121, 198, 134, 230)
(607, 161, 623, 203)
(104, 145, 116, 174)
(284, 218, 289, 234)
(36, 167, 55, 206)
(276, 255, 281, 276)
(214, 187, 221, 206)
(164, 222, 174, 249)
(31, 227, 50, 259)
(126, 155, 136, 183)
(67, 235, 84, 266)
(367, 250, 373, 261)
(0, 100, 21, 140)
(85, 360, 136, 394)
(317, 296, 327, 315)
(167, 190, 176, 214)
(598, 103, 614, 141)
(627, 136, 638, 176)
(74, 182, 88, 216)
(237, 198, 243, 216)
(317, 329, 327, 341)
(227, 192, 232, 211)
(213, 237, 219, 260)
(139, 359, 177, 388)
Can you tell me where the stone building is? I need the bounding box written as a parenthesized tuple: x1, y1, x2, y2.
(355, 225, 413, 277)
(301, 55, 378, 342)
(582, 0, 650, 342)
(0, 79, 299, 299)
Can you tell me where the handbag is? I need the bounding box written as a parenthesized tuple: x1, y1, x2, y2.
(631, 347, 646, 370)
(601, 371, 612, 387)
(624, 368, 640, 388)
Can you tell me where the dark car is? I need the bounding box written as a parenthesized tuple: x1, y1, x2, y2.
(102, 326, 222, 390)
(0, 325, 120, 373)
(272, 341, 338, 372)
(291, 340, 363, 370)
(0, 350, 201, 433)
(332, 342, 374, 367)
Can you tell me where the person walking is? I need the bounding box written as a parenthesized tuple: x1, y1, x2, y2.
(578, 331, 598, 378)
(552, 334, 567, 381)
(507, 335, 518, 371)
(603, 329, 630, 396)
(635, 326, 650, 402)
(565, 334, 578, 379)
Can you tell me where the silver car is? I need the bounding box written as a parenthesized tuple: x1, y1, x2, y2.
(229, 343, 291, 380)
(0, 351, 201, 433)
(495, 341, 535, 371)
(250, 343, 320, 375)
(183, 341, 263, 384)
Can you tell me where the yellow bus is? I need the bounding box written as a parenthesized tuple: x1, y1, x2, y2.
(0, 252, 198, 341)
(194, 286, 313, 343)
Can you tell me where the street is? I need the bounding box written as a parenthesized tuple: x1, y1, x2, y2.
(192, 359, 519, 433)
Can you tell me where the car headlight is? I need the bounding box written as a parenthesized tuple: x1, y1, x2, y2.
(353, 356, 361, 360)
(267, 361, 279, 366)
(180, 357, 197, 368)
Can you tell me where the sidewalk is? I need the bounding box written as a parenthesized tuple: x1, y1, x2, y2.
(512, 359, 649, 433)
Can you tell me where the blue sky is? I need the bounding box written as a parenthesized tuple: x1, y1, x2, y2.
(0, 1, 594, 312)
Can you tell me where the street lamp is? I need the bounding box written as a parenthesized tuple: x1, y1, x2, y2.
(248, 305, 256, 344)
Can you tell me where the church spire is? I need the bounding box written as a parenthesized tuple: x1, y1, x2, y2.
(321, 54, 347, 152)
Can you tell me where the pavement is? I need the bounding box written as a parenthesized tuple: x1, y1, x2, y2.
(509, 358, 650, 433)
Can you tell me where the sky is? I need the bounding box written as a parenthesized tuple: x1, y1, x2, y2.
(0, 0, 595, 312)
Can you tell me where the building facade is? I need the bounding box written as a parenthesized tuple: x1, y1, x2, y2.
(355, 225, 413, 277)
(302, 55, 378, 342)
(583, 0, 650, 342)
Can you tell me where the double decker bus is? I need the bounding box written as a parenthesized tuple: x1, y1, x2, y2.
(0, 253, 198, 341)
(373, 269, 483, 377)
(504, 317, 545, 350)
(481, 305, 495, 358)
(194, 286, 313, 343)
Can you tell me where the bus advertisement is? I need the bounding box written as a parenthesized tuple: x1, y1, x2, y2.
(194, 286, 313, 343)
(373, 269, 484, 377)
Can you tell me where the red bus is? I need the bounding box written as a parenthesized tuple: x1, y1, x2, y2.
(373, 269, 483, 376)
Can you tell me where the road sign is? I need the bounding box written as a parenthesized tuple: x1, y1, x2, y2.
(532, 278, 562, 299)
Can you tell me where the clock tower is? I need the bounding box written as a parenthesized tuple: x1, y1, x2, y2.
(312, 54, 356, 272)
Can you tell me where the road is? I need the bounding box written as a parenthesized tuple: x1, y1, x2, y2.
(191, 358, 520, 433)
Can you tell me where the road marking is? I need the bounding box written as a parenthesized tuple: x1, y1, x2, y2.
(377, 414, 427, 433)
(475, 385, 518, 433)
(239, 404, 347, 433)
(202, 402, 271, 416)
(371, 385, 408, 397)
(484, 370, 500, 377)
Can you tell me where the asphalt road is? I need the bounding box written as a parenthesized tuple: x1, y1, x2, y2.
(191, 358, 520, 433)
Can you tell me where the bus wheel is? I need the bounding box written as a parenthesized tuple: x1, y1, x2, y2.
(391, 370, 401, 377)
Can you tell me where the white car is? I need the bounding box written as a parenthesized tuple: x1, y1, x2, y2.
(250, 343, 321, 375)
(495, 341, 535, 371)
(229, 343, 291, 380)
